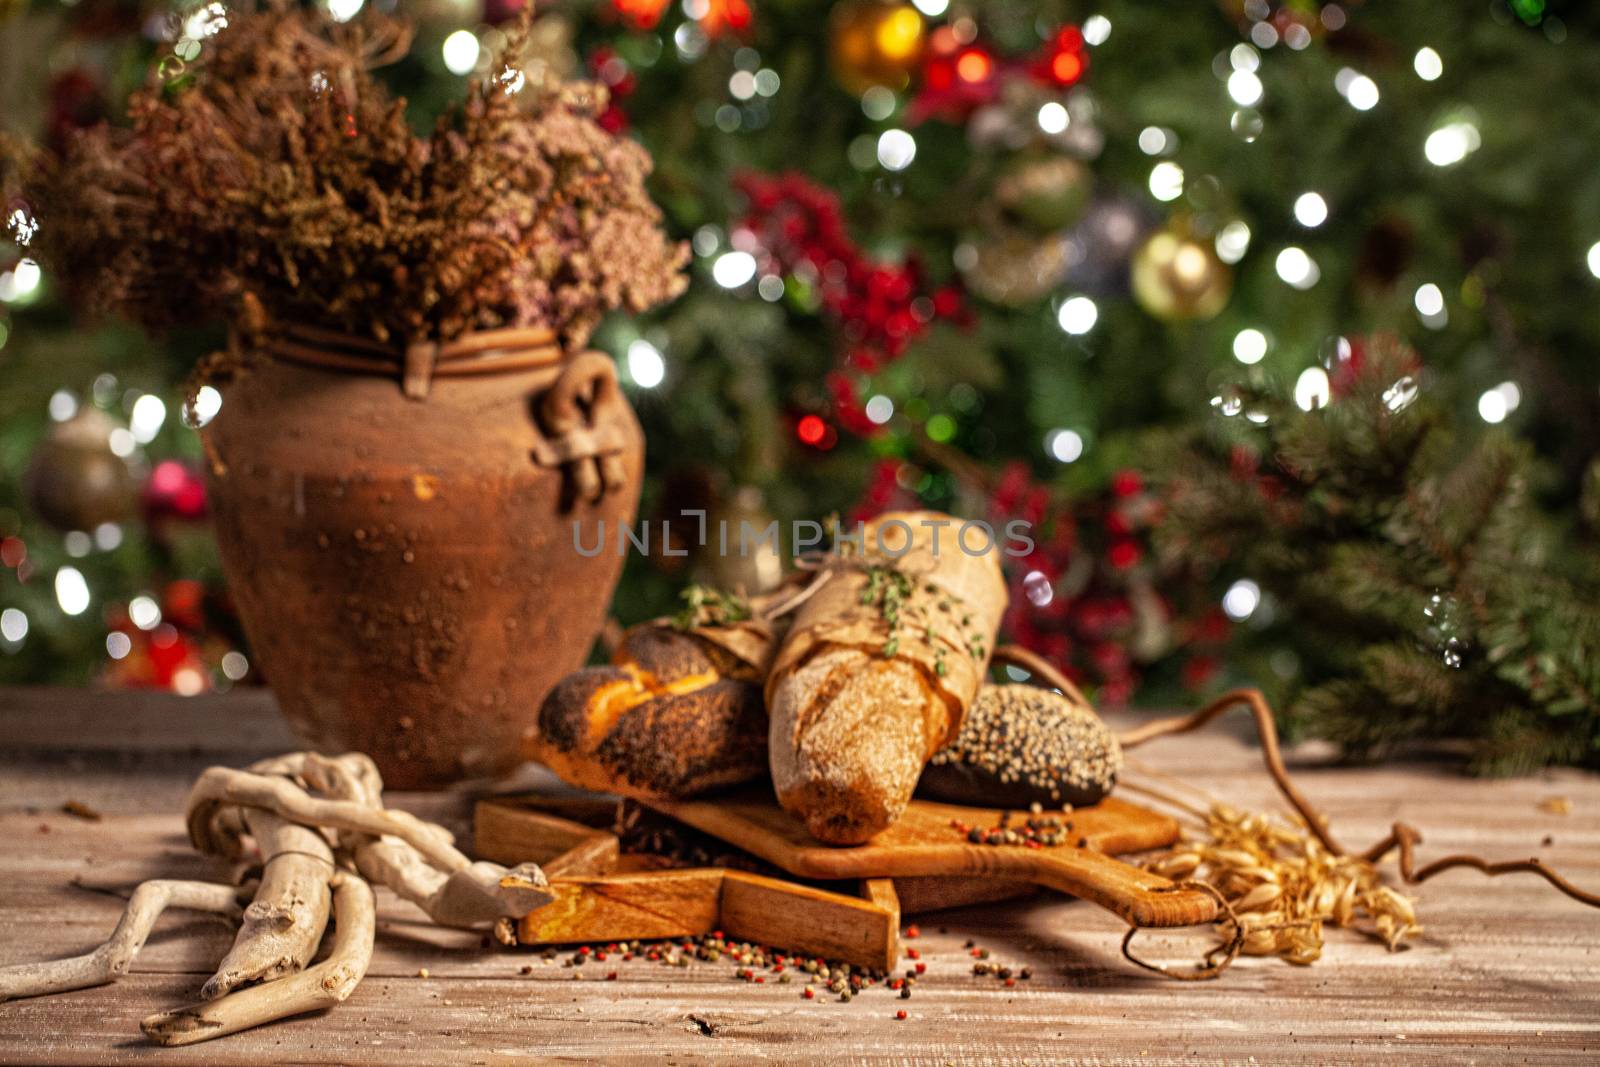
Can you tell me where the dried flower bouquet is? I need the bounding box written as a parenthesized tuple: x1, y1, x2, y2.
(4, 4, 687, 354)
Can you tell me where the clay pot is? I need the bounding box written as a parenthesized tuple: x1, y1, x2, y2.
(203, 352, 642, 788)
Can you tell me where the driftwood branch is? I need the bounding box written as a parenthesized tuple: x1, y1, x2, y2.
(142, 871, 376, 1046)
(184, 764, 463, 869)
(202, 807, 335, 998)
(296, 752, 552, 927)
(0, 881, 247, 1002)
(8, 750, 551, 1045)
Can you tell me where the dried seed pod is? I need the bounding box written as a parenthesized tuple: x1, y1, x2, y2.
(1232, 883, 1282, 913)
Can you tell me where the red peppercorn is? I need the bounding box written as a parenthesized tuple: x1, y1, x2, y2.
(915, 962, 926, 975)
(595, 951, 607, 961)
(906, 948, 919, 960)
(606, 971, 618, 981)
(895, 1010, 908, 1020)
(803, 987, 815, 999)
(773, 964, 785, 973)
(1004, 977, 1016, 988)
(755, 976, 765, 984)
(905, 924, 920, 939)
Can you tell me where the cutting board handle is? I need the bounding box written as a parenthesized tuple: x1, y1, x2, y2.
(1024, 848, 1220, 928)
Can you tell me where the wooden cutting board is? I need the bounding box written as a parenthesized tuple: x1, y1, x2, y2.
(648, 789, 1218, 929)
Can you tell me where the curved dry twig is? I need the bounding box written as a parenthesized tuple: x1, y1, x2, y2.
(1120, 880, 1243, 981)
(0, 881, 246, 1002)
(1362, 821, 1600, 908)
(1117, 687, 1346, 855)
(992, 643, 1093, 708)
(142, 871, 375, 1047)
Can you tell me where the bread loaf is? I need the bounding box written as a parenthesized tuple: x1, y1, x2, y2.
(767, 512, 1008, 844)
(917, 683, 1121, 809)
(524, 612, 778, 800)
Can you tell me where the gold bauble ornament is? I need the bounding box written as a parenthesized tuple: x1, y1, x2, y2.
(1130, 221, 1232, 322)
(959, 230, 1070, 308)
(829, 0, 925, 97)
(24, 409, 138, 533)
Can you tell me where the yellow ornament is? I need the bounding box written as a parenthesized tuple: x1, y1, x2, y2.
(829, 0, 925, 97)
(1131, 221, 1233, 322)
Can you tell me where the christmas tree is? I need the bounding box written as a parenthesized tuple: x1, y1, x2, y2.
(1, 0, 1596, 768)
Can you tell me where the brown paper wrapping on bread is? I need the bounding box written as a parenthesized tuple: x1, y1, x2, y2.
(634, 574, 807, 681)
(765, 511, 1009, 739)
(765, 511, 1009, 842)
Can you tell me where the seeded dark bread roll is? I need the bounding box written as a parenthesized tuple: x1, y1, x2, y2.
(768, 512, 1009, 845)
(916, 684, 1121, 809)
(523, 620, 774, 801)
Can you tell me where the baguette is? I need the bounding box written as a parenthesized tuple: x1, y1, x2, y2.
(766, 512, 1008, 843)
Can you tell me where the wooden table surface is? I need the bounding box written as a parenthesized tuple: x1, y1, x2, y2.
(0, 686, 1596, 1066)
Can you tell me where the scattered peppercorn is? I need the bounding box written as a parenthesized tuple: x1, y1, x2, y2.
(895, 1010, 908, 1021)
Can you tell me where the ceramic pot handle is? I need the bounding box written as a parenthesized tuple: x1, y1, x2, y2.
(530, 351, 630, 503)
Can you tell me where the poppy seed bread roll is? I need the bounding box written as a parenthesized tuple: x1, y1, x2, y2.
(524, 617, 775, 800)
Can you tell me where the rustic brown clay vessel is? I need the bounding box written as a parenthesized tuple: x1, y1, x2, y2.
(202, 333, 642, 788)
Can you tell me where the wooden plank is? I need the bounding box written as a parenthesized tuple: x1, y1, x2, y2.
(0, 686, 296, 753)
(1, 687, 1597, 1066)
(719, 871, 898, 973)
(473, 802, 612, 869)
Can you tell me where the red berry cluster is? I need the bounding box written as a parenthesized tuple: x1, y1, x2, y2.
(987, 463, 1228, 704)
(733, 171, 969, 420)
(586, 48, 636, 134)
